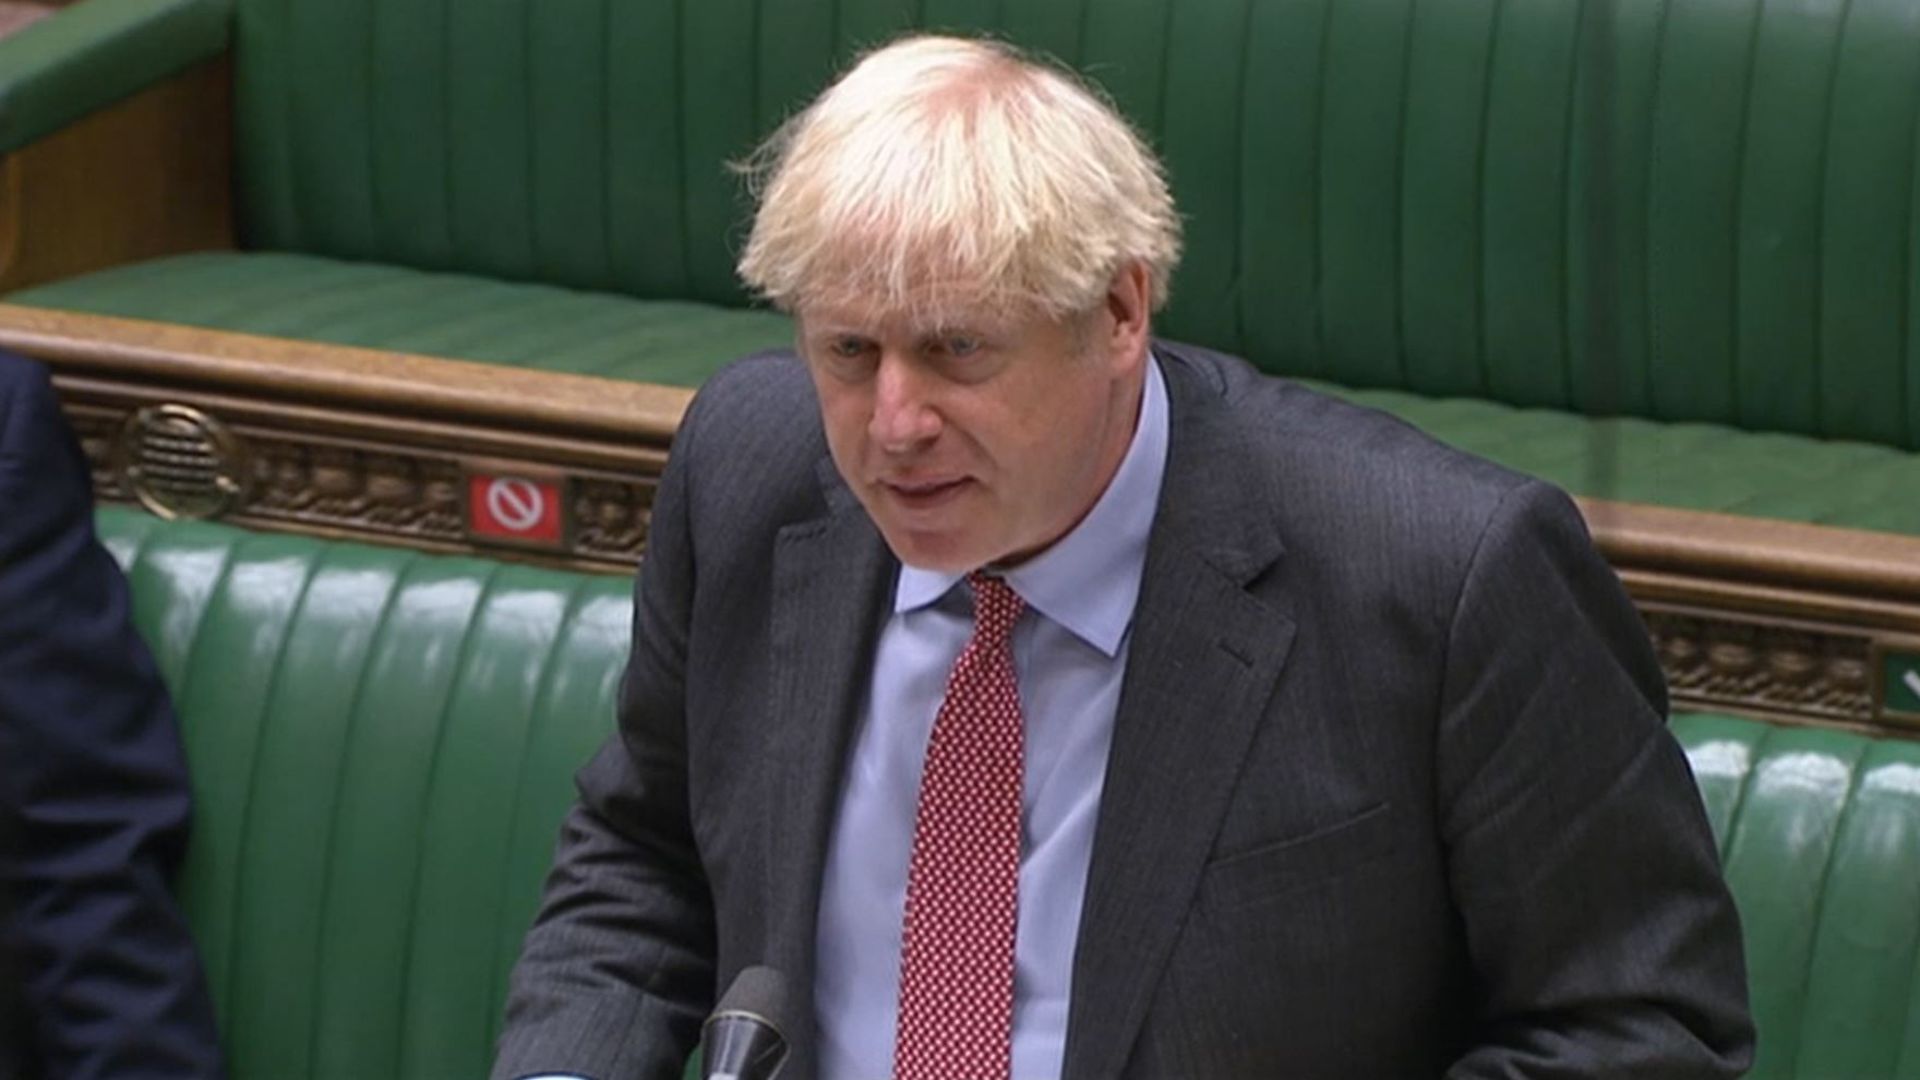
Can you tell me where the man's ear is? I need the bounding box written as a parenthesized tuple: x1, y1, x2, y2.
(1103, 261, 1153, 375)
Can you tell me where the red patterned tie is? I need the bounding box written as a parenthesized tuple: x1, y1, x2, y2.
(892, 572, 1026, 1080)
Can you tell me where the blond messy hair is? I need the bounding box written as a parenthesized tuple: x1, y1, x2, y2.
(735, 35, 1183, 322)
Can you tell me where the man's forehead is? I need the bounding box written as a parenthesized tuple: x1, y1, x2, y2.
(797, 298, 1018, 338)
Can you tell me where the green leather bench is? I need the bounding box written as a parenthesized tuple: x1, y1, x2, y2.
(100, 505, 630, 1079)
(100, 505, 1920, 1078)
(9, 0, 1920, 537)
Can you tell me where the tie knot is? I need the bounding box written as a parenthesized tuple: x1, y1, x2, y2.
(966, 572, 1024, 642)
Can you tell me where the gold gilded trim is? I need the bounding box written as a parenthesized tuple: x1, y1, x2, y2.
(115, 403, 249, 520)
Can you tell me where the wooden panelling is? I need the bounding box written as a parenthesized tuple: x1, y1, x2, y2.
(0, 57, 232, 293)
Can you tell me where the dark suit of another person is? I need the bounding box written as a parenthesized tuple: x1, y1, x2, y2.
(0, 353, 225, 1079)
(495, 342, 1752, 1078)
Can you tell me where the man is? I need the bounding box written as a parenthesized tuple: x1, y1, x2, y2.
(0, 352, 226, 1079)
(495, 35, 1752, 1079)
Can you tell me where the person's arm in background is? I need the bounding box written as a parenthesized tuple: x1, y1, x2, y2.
(0, 353, 227, 1080)
(1437, 481, 1754, 1077)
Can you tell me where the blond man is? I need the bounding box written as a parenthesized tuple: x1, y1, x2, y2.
(495, 36, 1750, 1080)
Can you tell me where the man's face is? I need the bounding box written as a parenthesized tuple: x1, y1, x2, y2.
(798, 276, 1149, 572)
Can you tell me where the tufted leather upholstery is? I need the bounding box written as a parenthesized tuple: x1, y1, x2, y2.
(16, 251, 794, 383)
(1677, 712, 1920, 1078)
(97, 506, 630, 1079)
(210, 0, 1920, 447)
(94, 504, 1920, 1078)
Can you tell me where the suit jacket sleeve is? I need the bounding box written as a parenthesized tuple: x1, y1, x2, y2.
(1436, 480, 1754, 1078)
(0, 357, 226, 1080)
(492, 387, 719, 1080)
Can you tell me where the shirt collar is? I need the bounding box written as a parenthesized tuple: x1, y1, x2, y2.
(893, 355, 1170, 658)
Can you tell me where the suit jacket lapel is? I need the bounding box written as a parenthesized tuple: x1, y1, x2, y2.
(762, 459, 896, 1076)
(1063, 352, 1299, 1080)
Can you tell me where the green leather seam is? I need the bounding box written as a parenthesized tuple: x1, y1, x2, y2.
(1236, 0, 1267, 368)
(1806, 0, 1856, 440)
(217, 541, 322, 1059)
(1386, 0, 1414, 394)
(1717, 719, 1773, 864)
(1722, 4, 1764, 433)
(299, 547, 414, 1076)
(482, 574, 591, 1051)
(162, 534, 239, 763)
(671, 5, 693, 300)
(1865, 743, 1920, 1078)
(0, 0, 231, 155)
(1899, 904, 1920, 1076)
(1469, 0, 1500, 400)
(1783, 734, 1871, 1077)
(390, 559, 504, 1075)
(163, 533, 240, 1027)
(109, 511, 159, 588)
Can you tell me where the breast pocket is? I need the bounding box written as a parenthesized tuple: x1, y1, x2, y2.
(1201, 802, 1396, 910)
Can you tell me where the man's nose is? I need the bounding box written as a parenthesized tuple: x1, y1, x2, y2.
(869, 353, 942, 451)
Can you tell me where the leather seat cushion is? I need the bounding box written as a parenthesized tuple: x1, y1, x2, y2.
(10, 250, 793, 384)
(1318, 381, 1920, 536)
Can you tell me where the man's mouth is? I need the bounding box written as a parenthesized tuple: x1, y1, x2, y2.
(882, 477, 971, 510)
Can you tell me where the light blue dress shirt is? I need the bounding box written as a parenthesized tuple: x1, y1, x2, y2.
(525, 362, 1167, 1080)
(814, 359, 1170, 1080)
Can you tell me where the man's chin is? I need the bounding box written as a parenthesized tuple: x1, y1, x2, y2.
(877, 524, 990, 575)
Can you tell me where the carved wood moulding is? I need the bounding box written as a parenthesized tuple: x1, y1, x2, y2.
(1586, 502, 1920, 738)
(1642, 606, 1874, 727)
(63, 392, 662, 571)
(10, 306, 686, 574)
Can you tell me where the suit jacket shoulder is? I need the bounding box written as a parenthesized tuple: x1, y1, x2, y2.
(1152, 340, 1550, 633)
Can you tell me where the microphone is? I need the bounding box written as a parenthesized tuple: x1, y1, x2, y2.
(702, 966, 791, 1080)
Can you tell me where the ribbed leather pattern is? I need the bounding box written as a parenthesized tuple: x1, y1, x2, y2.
(95, 505, 633, 1079)
(219, 0, 1920, 447)
(1676, 713, 1920, 1079)
(10, 252, 793, 384)
(1322, 381, 1920, 536)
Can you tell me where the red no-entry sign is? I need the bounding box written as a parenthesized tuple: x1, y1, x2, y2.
(468, 473, 563, 546)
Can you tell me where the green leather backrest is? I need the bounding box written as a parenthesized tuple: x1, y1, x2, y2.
(96, 506, 632, 1079)
(95, 505, 1920, 1076)
(1676, 712, 1920, 1078)
(229, 0, 1920, 448)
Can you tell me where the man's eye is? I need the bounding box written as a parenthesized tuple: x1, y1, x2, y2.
(945, 337, 982, 357)
(830, 338, 869, 359)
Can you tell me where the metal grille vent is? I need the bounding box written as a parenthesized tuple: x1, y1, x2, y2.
(117, 404, 247, 520)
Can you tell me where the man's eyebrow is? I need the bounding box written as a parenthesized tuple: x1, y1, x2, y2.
(801, 319, 997, 343)
(922, 318, 1000, 339)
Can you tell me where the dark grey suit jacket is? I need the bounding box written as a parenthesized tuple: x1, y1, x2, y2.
(495, 342, 1753, 1079)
